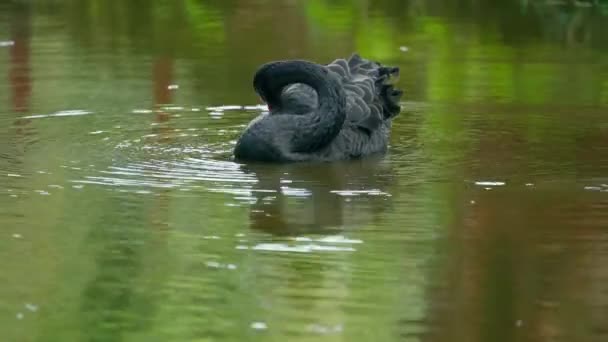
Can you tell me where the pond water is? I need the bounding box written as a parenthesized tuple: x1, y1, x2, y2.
(1, 1, 608, 341)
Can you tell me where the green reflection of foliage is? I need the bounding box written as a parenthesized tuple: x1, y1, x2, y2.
(355, 16, 398, 61)
(303, 0, 402, 61)
(77, 200, 155, 342)
(39, 0, 227, 58)
(305, 0, 357, 32)
(184, 0, 226, 49)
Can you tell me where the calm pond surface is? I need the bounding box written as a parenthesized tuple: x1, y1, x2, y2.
(1, 1, 608, 341)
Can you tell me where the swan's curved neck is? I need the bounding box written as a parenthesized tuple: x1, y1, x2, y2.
(253, 60, 346, 152)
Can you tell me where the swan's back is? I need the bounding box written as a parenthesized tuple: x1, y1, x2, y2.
(279, 53, 402, 133)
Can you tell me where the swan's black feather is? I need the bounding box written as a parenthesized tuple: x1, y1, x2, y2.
(333, 59, 351, 79)
(235, 53, 403, 162)
(327, 64, 347, 78)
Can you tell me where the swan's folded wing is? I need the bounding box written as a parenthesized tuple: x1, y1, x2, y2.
(344, 89, 382, 134)
(348, 54, 363, 69)
(327, 64, 348, 79)
(329, 59, 352, 79)
(276, 54, 401, 129)
(348, 54, 382, 77)
(280, 83, 318, 114)
(362, 105, 383, 131)
(344, 83, 365, 97)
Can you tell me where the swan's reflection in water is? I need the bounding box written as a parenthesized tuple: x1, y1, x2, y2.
(241, 156, 396, 236)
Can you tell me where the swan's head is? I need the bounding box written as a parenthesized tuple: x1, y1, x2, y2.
(254, 93, 273, 111)
(253, 62, 280, 110)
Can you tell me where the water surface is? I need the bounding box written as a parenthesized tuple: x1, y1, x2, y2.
(1, 1, 608, 341)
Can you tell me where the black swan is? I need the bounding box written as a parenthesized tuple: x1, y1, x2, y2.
(234, 53, 403, 162)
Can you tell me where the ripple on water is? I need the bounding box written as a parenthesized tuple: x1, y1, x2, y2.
(330, 189, 391, 197)
(60, 104, 269, 196)
(237, 243, 357, 253)
(73, 157, 256, 194)
(584, 183, 608, 192)
(235, 235, 362, 253)
(473, 180, 507, 187)
(293, 235, 363, 244)
(21, 109, 93, 120)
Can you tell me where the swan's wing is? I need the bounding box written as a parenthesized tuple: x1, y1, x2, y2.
(356, 79, 374, 103)
(344, 87, 383, 133)
(273, 54, 402, 129)
(343, 54, 401, 132)
(344, 83, 365, 97)
(327, 64, 348, 79)
(278, 83, 317, 115)
(328, 58, 351, 79)
(282, 81, 382, 133)
(360, 105, 383, 131)
(348, 53, 382, 76)
(348, 53, 364, 69)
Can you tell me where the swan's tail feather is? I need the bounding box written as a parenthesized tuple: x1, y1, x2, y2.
(378, 66, 400, 82)
(380, 85, 402, 119)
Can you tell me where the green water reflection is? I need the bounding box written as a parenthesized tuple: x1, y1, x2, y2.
(1, 1, 608, 341)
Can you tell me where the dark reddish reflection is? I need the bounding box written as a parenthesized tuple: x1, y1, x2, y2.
(425, 188, 608, 342)
(421, 117, 608, 341)
(9, 2, 32, 126)
(153, 57, 174, 124)
(148, 55, 175, 233)
(150, 55, 177, 145)
(426, 99, 608, 342)
(6, 1, 36, 149)
(153, 58, 174, 108)
(9, 5, 31, 114)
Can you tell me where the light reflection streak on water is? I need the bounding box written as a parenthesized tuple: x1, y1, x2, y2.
(237, 243, 357, 253)
(21, 109, 93, 119)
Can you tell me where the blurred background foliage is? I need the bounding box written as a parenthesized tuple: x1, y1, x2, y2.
(12, 0, 606, 105)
